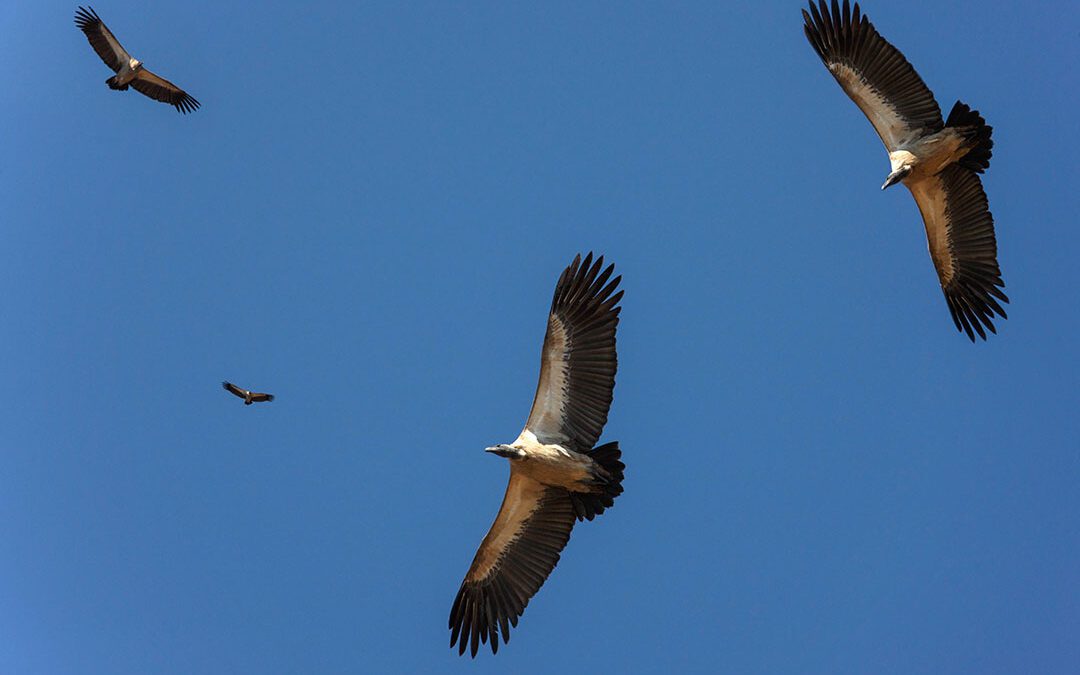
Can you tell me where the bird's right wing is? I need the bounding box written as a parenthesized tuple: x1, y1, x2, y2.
(74, 7, 130, 73)
(802, 0, 943, 150)
(519, 253, 622, 453)
(449, 471, 576, 657)
(222, 381, 247, 399)
(131, 69, 201, 114)
(250, 393, 275, 403)
(908, 165, 1008, 341)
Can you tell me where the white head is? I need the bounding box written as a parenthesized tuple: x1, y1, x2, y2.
(883, 151, 916, 190)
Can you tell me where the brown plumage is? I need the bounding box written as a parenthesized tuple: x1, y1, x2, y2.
(222, 381, 274, 405)
(74, 6, 200, 114)
(449, 253, 625, 657)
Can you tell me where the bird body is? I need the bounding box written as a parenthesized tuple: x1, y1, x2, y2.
(887, 128, 970, 185)
(489, 431, 605, 493)
(107, 57, 142, 90)
(803, 0, 1007, 340)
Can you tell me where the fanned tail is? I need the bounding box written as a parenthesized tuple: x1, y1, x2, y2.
(568, 441, 624, 522)
(946, 101, 993, 173)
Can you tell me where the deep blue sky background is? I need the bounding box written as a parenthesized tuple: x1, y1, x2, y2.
(2, 1, 1078, 673)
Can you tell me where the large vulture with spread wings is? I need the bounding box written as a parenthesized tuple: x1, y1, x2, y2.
(222, 381, 274, 405)
(803, 0, 1008, 341)
(449, 253, 626, 657)
(74, 6, 200, 114)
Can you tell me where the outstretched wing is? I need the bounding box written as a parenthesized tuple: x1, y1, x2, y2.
(222, 381, 248, 399)
(802, 0, 943, 150)
(74, 6, 130, 73)
(518, 253, 622, 453)
(131, 69, 201, 114)
(908, 165, 1008, 341)
(249, 392, 275, 403)
(449, 471, 576, 657)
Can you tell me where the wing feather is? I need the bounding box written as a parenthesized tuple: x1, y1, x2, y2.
(222, 381, 247, 399)
(450, 471, 576, 657)
(803, 0, 943, 150)
(908, 165, 1008, 341)
(74, 6, 129, 73)
(131, 69, 201, 114)
(521, 253, 622, 452)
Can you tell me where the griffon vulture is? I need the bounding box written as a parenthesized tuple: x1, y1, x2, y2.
(449, 253, 626, 657)
(222, 382, 274, 405)
(803, 0, 1008, 341)
(74, 6, 200, 114)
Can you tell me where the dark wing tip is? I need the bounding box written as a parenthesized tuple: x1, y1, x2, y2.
(74, 6, 101, 28)
(553, 251, 623, 311)
(175, 93, 201, 114)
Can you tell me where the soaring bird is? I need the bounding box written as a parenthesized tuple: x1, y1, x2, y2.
(222, 382, 274, 405)
(803, 0, 1008, 341)
(449, 253, 626, 657)
(74, 6, 200, 114)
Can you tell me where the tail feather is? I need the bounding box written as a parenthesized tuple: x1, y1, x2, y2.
(946, 100, 993, 173)
(569, 441, 624, 522)
(106, 76, 127, 91)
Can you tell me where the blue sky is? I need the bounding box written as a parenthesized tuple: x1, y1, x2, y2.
(2, 1, 1078, 673)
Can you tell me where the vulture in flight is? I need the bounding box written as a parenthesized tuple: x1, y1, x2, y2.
(803, 0, 1008, 341)
(74, 6, 200, 114)
(222, 381, 274, 405)
(449, 253, 626, 657)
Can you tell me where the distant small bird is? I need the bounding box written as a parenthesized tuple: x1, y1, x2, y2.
(803, 0, 1008, 341)
(449, 253, 625, 657)
(74, 6, 200, 114)
(222, 381, 274, 405)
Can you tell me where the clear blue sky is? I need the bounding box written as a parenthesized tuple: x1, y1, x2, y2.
(2, 1, 1078, 673)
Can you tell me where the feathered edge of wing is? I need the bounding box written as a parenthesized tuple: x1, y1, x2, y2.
(909, 165, 1008, 341)
(522, 252, 623, 452)
(222, 381, 247, 399)
(74, 6, 129, 73)
(131, 69, 201, 113)
(802, 0, 943, 150)
(450, 473, 576, 657)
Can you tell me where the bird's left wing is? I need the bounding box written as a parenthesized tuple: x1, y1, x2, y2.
(250, 392, 275, 403)
(450, 471, 576, 657)
(131, 69, 200, 114)
(908, 165, 1008, 340)
(222, 381, 247, 399)
(519, 253, 622, 452)
(802, 0, 943, 150)
(74, 6, 129, 73)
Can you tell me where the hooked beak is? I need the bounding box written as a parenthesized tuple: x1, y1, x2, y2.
(485, 444, 525, 459)
(881, 167, 910, 190)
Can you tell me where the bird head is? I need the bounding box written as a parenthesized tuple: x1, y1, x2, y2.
(881, 165, 911, 190)
(485, 444, 526, 459)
